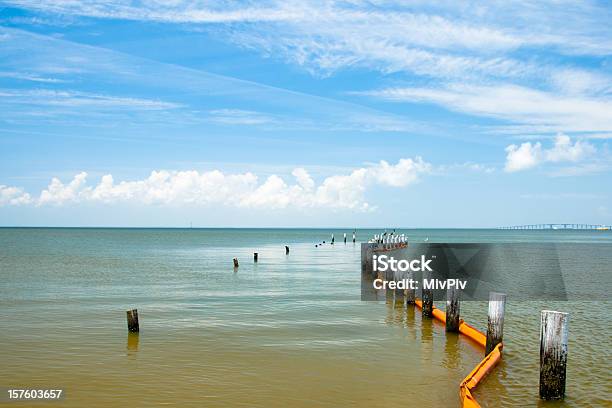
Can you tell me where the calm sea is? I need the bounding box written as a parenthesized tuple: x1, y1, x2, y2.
(1, 228, 610, 407)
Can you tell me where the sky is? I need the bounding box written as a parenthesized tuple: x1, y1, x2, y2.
(0, 0, 611, 227)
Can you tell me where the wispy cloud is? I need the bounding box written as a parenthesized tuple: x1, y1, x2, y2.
(0, 71, 69, 83)
(0, 89, 183, 110)
(0, 26, 425, 133)
(437, 162, 496, 174)
(3, 158, 431, 210)
(546, 162, 611, 177)
(207, 109, 275, 125)
(6, 1, 611, 78)
(360, 83, 612, 133)
(3, 1, 303, 23)
(519, 192, 601, 200)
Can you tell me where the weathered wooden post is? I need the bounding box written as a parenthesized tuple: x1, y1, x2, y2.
(344, 233, 347, 244)
(394, 269, 404, 307)
(485, 292, 506, 355)
(353, 231, 356, 243)
(285, 245, 289, 254)
(446, 286, 460, 332)
(360, 243, 368, 273)
(422, 270, 433, 317)
(233, 258, 239, 268)
(254, 252, 258, 262)
(385, 262, 394, 301)
(540, 310, 569, 400)
(406, 271, 416, 305)
(126, 309, 139, 333)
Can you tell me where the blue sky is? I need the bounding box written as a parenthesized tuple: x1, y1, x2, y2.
(0, 1, 611, 227)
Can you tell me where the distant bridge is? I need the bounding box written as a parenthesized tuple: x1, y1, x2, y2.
(498, 224, 610, 230)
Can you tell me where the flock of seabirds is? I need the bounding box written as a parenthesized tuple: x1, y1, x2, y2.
(314, 229, 427, 248)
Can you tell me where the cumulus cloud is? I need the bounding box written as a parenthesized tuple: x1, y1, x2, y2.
(38, 171, 88, 205)
(3, 158, 430, 210)
(0, 185, 32, 205)
(544, 134, 596, 162)
(504, 134, 595, 172)
(504, 142, 542, 172)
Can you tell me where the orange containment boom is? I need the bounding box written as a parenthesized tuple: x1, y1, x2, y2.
(460, 343, 503, 407)
(459, 321, 487, 349)
(413, 298, 503, 407)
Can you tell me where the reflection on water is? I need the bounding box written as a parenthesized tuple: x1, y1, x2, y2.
(443, 333, 460, 370)
(127, 333, 139, 353)
(421, 316, 434, 343)
(0, 228, 610, 407)
(404, 306, 418, 342)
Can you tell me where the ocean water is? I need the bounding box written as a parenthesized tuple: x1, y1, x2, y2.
(0, 228, 610, 407)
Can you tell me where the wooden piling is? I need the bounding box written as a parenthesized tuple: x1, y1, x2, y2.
(540, 310, 569, 400)
(233, 258, 239, 268)
(254, 252, 258, 262)
(406, 271, 415, 305)
(446, 286, 460, 332)
(394, 288, 405, 307)
(485, 292, 506, 355)
(385, 265, 395, 301)
(422, 270, 433, 317)
(126, 309, 139, 333)
(285, 245, 290, 254)
(394, 270, 404, 307)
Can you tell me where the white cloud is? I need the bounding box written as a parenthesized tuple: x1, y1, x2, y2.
(361, 84, 612, 133)
(0, 71, 69, 83)
(4, 1, 303, 24)
(0, 185, 32, 205)
(7, 1, 612, 79)
(504, 142, 542, 172)
(438, 162, 495, 174)
(550, 69, 612, 96)
(581, 133, 612, 140)
(544, 134, 596, 162)
(208, 109, 274, 125)
(227, 12, 528, 80)
(0, 89, 182, 110)
(0, 28, 424, 134)
(504, 134, 596, 172)
(7, 158, 430, 210)
(547, 162, 611, 177)
(292, 168, 314, 191)
(368, 158, 430, 187)
(38, 171, 89, 205)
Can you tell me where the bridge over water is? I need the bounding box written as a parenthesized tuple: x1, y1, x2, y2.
(498, 224, 610, 230)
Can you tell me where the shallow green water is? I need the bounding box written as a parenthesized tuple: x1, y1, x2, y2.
(1, 228, 610, 407)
